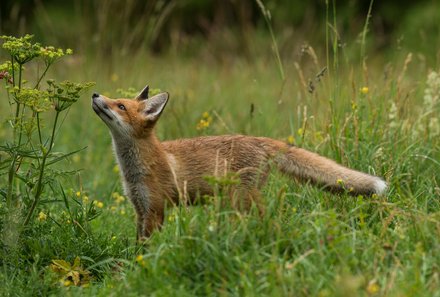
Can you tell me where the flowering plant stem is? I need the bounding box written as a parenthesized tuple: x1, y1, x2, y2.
(0, 34, 94, 229)
(6, 62, 24, 209)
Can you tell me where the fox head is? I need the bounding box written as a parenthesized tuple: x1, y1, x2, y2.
(91, 84, 169, 139)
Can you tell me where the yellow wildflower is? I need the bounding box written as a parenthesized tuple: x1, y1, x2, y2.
(136, 255, 146, 266)
(196, 119, 210, 130)
(38, 211, 47, 221)
(314, 131, 324, 142)
(287, 135, 295, 145)
(366, 280, 380, 295)
(63, 280, 72, 287)
(196, 112, 213, 131)
(113, 192, 125, 204)
(75, 191, 81, 197)
(82, 195, 89, 203)
(113, 165, 120, 173)
(351, 101, 358, 111)
(93, 200, 104, 208)
(360, 86, 369, 94)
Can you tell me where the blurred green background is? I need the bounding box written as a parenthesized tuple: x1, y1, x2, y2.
(1, 0, 439, 59)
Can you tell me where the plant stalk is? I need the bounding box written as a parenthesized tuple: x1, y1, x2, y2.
(23, 110, 60, 226)
(6, 63, 23, 207)
(34, 63, 50, 89)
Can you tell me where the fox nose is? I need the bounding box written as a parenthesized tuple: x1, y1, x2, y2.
(92, 92, 100, 99)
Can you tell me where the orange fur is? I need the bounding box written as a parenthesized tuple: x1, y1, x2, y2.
(92, 88, 387, 238)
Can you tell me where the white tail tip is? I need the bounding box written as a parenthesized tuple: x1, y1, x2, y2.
(374, 179, 387, 195)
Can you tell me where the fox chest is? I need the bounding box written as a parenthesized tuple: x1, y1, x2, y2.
(112, 141, 151, 211)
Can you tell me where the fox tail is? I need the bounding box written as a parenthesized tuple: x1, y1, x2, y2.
(273, 144, 387, 195)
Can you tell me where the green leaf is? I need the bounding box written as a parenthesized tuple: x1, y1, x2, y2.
(51, 259, 71, 272)
(46, 147, 87, 167)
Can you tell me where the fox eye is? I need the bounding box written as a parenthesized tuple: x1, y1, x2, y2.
(118, 104, 126, 111)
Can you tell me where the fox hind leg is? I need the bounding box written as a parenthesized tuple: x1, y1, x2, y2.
(142, 208, 164, 238)
(228, 186, 265, 216)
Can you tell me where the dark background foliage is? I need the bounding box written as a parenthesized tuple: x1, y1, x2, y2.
(1, 0, 439, 57)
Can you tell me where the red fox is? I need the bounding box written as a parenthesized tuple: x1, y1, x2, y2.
(91, 85, 387, 238)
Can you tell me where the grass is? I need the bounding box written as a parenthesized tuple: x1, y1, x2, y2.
(1, 11, 440, 297)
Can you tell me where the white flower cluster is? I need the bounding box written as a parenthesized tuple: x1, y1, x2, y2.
(407, 70, 440, 139)
(424, 71, 440, 109)
(388, 101, 399, 130)
(419, 71, 440, 137)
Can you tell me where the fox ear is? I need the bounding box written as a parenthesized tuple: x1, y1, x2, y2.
(136, 85, 149, 101)
(143, 92, 169, 122)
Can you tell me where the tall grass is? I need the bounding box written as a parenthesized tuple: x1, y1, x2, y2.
(1, 2, 440, 297)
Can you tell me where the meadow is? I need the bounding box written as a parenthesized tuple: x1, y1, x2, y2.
(1, 2, 440, 296)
